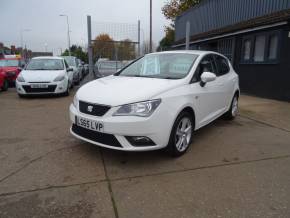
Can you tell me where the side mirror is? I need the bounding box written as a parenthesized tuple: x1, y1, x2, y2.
(67, 67, 74, 72)
(200, 72, 216, 87)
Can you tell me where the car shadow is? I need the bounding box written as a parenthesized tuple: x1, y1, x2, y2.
(79, 116, 241, 164)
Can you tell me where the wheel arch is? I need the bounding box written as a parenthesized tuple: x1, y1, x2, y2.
(174, 106, 196, 131)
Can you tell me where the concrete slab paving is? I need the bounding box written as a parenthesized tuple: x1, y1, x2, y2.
(111, 157, 290, 218)
(0, 182, 115, 218)
(1, 87, 290, 218)
(240, 95, 290, 132)
(0, 144, 105, 195)
(102, 116, 290, 180)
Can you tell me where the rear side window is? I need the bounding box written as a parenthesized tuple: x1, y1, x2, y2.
(215, 55, 230, 76)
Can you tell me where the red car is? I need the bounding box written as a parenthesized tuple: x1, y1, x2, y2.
(0, 71, 9, 91)
(0, 56, 25, 84)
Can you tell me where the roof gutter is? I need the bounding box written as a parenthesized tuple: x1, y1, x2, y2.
(173, 21, 288, 48)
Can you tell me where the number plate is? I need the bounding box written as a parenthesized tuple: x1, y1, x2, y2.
(76, 116, 104, 132)
(31, 84, 48, 88)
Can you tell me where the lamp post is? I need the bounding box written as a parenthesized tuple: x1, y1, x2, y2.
(60, 14, 71, 56)
(149, 0, 152, 53)
(20, 29, 31, 55)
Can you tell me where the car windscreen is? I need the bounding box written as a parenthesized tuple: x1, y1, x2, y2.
(26, 59, 64, 70)
(63, 57, 76, 67)
(0, 59, 19, 67)
(117, 53, 198, 79)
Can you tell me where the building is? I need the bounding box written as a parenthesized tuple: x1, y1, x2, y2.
(0, 42, 52, 60)
(174, 0, 290, 101)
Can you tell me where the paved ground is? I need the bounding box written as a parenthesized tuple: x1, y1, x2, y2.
(0, 78, 290, 218)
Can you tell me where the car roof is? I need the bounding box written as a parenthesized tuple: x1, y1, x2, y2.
(149, 50, 220, 56)
(0, 58, 22, 60)
(32, 56, 64, 60)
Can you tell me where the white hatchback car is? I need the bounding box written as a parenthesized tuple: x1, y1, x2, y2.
(16, 57, 73, 97)
(70, 51, 239, 156)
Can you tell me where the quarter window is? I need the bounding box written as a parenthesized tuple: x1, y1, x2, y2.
(254, 35, 266, 62)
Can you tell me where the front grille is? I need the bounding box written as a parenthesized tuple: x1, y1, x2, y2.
(22, 85, 57, 93)
(79, 101, 111, 117)
(71, 124, 122, 148)
(6, 72, 16, 77)
(29, 81, 50, 84)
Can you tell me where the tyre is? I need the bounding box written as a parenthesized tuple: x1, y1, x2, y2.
(224, 94, 239, 120)
(18, 94, 24, 98)
(2, 79, 9, 91)
(64, 84, 70, 96)
(70, 80, 74, 89)
(166, 111, 194, 157)
(74, 79, 80, 86)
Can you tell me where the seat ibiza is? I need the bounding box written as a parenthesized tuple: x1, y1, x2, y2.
(16, 57, 73, 97)
(70, 51, 239, 156)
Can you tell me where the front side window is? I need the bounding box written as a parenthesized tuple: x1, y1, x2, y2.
(192, 55, 216, 82)
(63, 57, 77, 67)
(215, 55, 230, 76)
(26, 59, 64, 70)
(254, 35, 266, 62)
(118, 53, 198, 79)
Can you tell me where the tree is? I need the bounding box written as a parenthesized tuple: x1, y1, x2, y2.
(61, 45, 87, 63)
(158, 0, 202, 49)
(117, 39, 136, 61)
(157, 27, 175, 51)
(92, 34, 114, 60)
(162, 0, 202, 26)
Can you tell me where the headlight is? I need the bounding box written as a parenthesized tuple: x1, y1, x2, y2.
(17, 75, 25, 82)
(54, 75, 65, 82)
(113, 99, 161, 117)
(73, 95, 78, 108)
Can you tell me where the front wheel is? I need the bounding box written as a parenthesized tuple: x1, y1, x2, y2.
(64, 83, 70, 96)
(166, 111, 194, 157)
(224, 94, 239, 120)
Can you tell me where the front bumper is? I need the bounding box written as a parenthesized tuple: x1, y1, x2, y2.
(69, 103, 173, 151)
(16, 80, 68, 95)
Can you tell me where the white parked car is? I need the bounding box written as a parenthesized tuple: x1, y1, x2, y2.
(63, 56, 82, 85)
(70, 51, 239, 156)
(16, 57, 73, 97)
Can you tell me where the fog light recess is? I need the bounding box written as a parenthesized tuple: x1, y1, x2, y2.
(125, 136, 156, 147)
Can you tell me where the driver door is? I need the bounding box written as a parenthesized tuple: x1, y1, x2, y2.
(190, 54, 224, 128)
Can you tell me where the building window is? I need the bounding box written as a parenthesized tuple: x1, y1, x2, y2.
(241, 30, 280, 64)
(243, 39, 251, 61)
(254, 35, 266, 62)
(268, 35, 278, 60)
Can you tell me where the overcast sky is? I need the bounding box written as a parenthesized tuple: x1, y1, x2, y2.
(0, 0, 169, 55)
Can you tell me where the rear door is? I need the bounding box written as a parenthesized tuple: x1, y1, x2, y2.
(214, 55, 234, 109)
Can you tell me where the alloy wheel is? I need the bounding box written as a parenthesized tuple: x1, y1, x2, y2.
(231, 96, 238, 117)
(175, 117, 192, 152)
